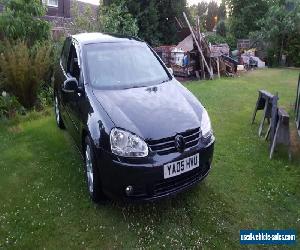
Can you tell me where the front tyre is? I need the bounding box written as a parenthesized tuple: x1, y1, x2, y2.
(54, 94, 65, 129)
(84, 136, 105, 203)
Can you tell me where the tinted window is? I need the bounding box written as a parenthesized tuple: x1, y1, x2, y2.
(84, 42, 170, 89)
(61, 38, 71, 71)
(67, 44, 80, 81)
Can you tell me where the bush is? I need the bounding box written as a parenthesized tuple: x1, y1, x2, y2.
(286, 33, 300, 67)
(0, 40, 53, 109)
(0, 0, 50, 46)
(36, 84, 54, 110)
(99, 0, 139, 36)
(206, 33, 237, 50)
(0, 91, 25, 119)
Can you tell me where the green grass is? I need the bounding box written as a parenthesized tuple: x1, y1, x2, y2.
(0, 68, 299, 249)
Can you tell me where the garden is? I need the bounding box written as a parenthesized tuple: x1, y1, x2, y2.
(0, 0, 300, 249)
(0, 69, 299, 248)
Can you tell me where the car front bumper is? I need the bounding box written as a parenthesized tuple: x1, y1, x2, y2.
(96, 142, 214, 201)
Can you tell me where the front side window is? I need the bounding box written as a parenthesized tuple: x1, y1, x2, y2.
(84, 42, 170, 90)
(67, 44, 80, 81)
(61, 38, 71, 71)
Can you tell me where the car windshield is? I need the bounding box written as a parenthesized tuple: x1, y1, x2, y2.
(84, 42, 170, 89)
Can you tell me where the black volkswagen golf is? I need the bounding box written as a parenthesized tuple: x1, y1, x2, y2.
(54, 33, 215, 202)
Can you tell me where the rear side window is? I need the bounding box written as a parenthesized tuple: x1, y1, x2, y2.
(61, 38, 71, 71)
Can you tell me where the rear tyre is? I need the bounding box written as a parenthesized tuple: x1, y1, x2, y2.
(84, 136, 105, 203)
(54, 94, 65, 129)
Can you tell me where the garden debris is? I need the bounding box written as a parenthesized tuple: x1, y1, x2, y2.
(154, 12, 237, 79)
(154, 45, 176, 66)
(237, 39, 251, 50)
(241, 50, 266, 69)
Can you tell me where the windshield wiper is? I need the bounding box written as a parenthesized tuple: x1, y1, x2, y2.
(123, 85, 146, 90)
(160, 78, 171, 84)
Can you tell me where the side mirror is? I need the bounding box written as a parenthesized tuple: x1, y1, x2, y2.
(62, 77, 78, 93)
(168, 67, 174, 76)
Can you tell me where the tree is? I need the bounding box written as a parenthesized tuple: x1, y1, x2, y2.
(216, 20, 226, 37)
(188, 1, 208, 29)
(217, 0, 226, 21)
(251, 0, 300, 66)
(0, 0, 50, 45)
(137, 0, 160, 45)
(226, 0, 269, 39)
(156, 0, 187, 44)
(206, 1, 218, 31)
(99, 0, 139, 36)
(70, 1, 99, 34)
(197, 1, 208, 17)
(102, 0, 187, 45)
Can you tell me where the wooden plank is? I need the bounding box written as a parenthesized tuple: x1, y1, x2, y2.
(183, 12, 213, 79)
(217, 57, 220, 78)
(196, 17, 205, 79)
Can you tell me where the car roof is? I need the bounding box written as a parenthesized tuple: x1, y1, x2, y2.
(71, 32, 143, 46)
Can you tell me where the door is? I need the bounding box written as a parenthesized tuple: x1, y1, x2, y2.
(63, 42, 84, 145)
(56, 37, 72, 129)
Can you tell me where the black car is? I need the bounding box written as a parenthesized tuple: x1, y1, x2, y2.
(54, 33, 215, 202)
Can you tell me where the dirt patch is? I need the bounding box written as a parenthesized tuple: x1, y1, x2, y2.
(7, 125, 23, 134)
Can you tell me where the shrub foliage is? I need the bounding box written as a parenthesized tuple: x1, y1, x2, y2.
(0, 41, 53, 109)
(0, 91, 24, 119)
(0, 0, 50, 45)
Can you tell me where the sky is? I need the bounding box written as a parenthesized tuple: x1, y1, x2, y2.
(80, 0, 221, 6)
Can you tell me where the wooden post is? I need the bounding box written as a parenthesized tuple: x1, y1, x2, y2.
(183, 12, 213, 79)
(217, 57, 220, 78)
(196, 16, 206, 80)
(175, 17, 183, 29)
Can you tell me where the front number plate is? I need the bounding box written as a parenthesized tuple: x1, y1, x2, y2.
(164, 154, 199, 179)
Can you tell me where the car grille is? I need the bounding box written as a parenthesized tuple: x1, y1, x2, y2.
(147, 127, 201, 155)
(153, 163, 210, 196)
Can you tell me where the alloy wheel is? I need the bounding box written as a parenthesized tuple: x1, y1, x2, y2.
(85, 145, 94, 194)
(55, 96, 60, 124)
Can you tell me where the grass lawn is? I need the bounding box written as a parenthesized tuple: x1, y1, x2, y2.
(0, 68, 299, 249)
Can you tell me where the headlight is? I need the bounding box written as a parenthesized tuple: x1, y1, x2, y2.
(110, 128, 148, 157)
(201, 109, 212, 138)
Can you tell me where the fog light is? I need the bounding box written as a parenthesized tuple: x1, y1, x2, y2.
(125, 185, 133, 195)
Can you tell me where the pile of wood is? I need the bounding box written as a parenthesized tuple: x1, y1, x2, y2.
(154, 12, 238, 79)
(180, 12, 237, 79)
